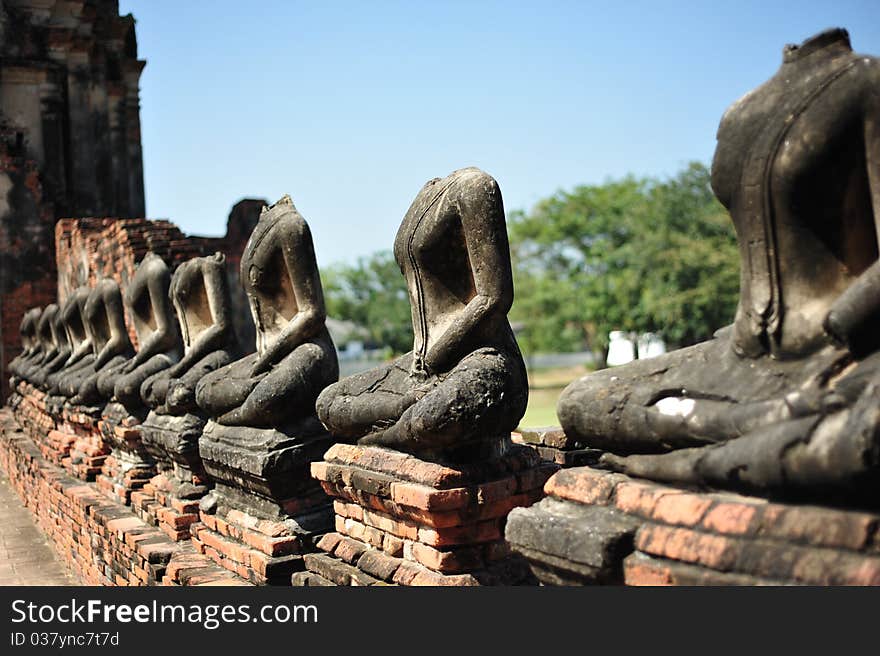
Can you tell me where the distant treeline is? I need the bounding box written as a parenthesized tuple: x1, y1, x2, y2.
(321, 162, 740, 357)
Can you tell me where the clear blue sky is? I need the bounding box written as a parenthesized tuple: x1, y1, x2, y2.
(119, 0, 880, 267)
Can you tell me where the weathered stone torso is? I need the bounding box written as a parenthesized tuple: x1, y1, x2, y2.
(712, 33, 880, 358)
(392, 167, 519, 370)
(242, 210, 307, 356)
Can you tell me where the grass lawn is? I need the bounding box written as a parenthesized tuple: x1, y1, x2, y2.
(518, 365, 592, 430)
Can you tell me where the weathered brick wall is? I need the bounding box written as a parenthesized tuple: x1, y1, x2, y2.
(0, 126, 57, 399)
(55, 217, 212, 346)
(0, 406, 251, 586)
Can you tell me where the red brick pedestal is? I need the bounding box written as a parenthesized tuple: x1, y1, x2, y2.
(190, 507, 322, 585)
(133, 412, 213, 541)
(95, 403, 156, 505)
(55, 403, 106, 480)
(506, 466, 880, 585)
(132, 472, 203, 541)
(189, 421, 336, 584)
(10, 383, 59, 453)
(66, 431, 110, 481)
(296, 443, 557, 586)
(11, 381, 110, 482)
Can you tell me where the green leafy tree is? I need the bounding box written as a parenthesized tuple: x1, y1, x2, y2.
(322, 251, 413, 354)
(509, 162, 739, 355)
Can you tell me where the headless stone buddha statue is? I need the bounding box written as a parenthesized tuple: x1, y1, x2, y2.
(50, 287, 98, 398)
(558, 28, 880, 500)
(28, 304, 60, 387)
(21, 306, 56, 383)
(32, 304, 72, 389)
(42, 295, 82, 394)
(316, 167, 529, 463)
(141, 253, 239, 415)
(9, 307, 42, 383)
(195, 196, 338, 431)
(69, 279, 135, 406)
(112, 253, 182, 413)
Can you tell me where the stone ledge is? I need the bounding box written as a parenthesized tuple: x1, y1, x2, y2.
(506, 465, 880, 586)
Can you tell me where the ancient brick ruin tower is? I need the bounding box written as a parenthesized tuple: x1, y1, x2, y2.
(0, 1, 261, 398)
(0, 0, 146, 398)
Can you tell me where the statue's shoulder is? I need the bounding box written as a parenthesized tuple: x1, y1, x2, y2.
(853, 53, 880, 94)
(451, 166, 498, 191)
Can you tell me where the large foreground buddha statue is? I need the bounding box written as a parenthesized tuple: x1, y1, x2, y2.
(558, 28, 880, 500)
(316, 167, 529, 462)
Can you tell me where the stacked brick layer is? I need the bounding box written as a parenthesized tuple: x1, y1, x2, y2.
(193, 421, 336, 582)
(0, 408, 251, 586)
(94, 405, 156, 505)
(512, 426, 602, 467)
(134, 412, 213, 541)
(9, 386, 59, 459)
(190, 504, 329, 585)
(11, 382, 110, 481)
(298, 443, 558, 586)
(507, 466, 880, 585)
(131, 472, 207, 542)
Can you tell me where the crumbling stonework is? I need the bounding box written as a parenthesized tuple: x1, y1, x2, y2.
(0, 0, 146, 219)
(0, 0, 147, 398)
(0, 124, 57, 398)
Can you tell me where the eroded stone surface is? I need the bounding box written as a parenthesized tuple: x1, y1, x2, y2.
(71, 279, 134, 406)
(48, 287, 96, 398)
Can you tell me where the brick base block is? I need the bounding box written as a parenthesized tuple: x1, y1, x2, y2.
(507, 466, 880, 586)
(94, 405, 156, 505)
(299, 442, 558, 586)
(190, 503, 331, 585)
(512, 426, 602, 468)
(10, 384, 58, 446)
(132, 473, 204, 541)
(11, 384, 110, 481)
(0, 408, 251, 586)
(66, 433, 109, 481)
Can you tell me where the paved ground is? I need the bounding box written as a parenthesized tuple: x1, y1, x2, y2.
(0, 467, 78, 586)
